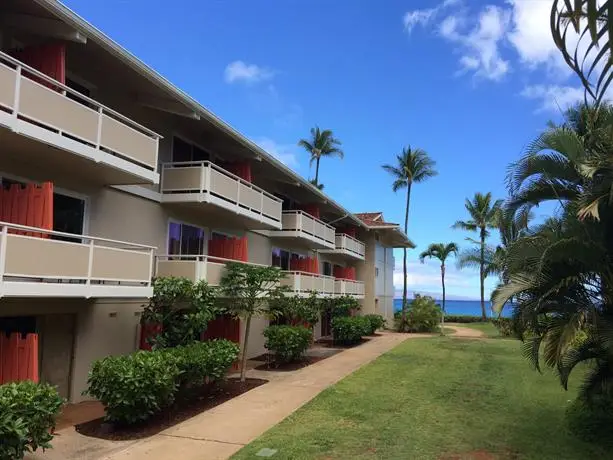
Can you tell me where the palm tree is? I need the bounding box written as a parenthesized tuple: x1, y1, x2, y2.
(419, 242, 458, 332)
(298, 127, 343, 188)
(382, 147, 437, 325)
(453, 192, 502, 320)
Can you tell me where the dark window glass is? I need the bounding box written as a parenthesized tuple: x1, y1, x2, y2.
(193, 145, 209, 162)
(53, 194, 85, 242)
(323, 262, 332, 276)
(172, 137, 193, 163)
(168, 222, 205, 256)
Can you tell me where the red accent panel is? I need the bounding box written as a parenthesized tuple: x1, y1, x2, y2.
(208, 236, 248, 262)
(201, 315, 240, 343)
(139, 323, 162, 351)
(10, 43, 66, 88)
(0, 333, 39, 384)
(300, 204, 320, 220)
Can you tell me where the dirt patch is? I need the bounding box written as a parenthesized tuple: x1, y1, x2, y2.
(75, 378, 267, 441)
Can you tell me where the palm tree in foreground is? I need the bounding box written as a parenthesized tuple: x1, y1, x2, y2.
(382, 147, 437, 325)
(298, 126, 343, 189)
(453, 192, 502, 320)
(419, 242, 458, 333)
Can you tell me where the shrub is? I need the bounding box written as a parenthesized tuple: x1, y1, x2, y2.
(0, 381, 63, 460)
(444, 315, 488, 323)
(491, 318, 514, 337)
(86, 351, 180, 425)
(332, 316, 370, 345)
(324, 295, 361, 318)
(164, 340, 239, 387)
(363, 314, 385, 335)
(395, 295, 442, 333)
(264, 325, 312, 363)
(567, 395, 613, 444)
(269, 293, 321, 326)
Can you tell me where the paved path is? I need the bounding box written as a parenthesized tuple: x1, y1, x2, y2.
(447, 324, 486, 338)
(100, 332, 421, 460)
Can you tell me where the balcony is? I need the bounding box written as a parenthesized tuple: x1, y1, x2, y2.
(160, 162, 282, 230)
(0, 222, 155, 298)
(319, 233, 366, 261)
(268, 211, 336, 250)
(280, 271, 336, 297)
(155, 255, 265, 286)
(0, 52, 160, 185)
(334, 279, 365, 298)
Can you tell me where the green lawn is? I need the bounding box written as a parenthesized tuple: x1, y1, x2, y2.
(232, 337, 607, 460)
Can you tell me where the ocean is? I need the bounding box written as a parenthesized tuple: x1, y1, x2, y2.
(393, 298, 508, 318)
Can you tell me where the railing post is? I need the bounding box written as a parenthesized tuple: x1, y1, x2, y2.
(0, 226, 8, 294)
(204, 163, 211, 202)
(148, 249, 155, 287)
(86, 239, 95, 297)
(260, 193, 264, 217)
(236, 178, 241, 214)
(12, 65, 21, 122)
(95, 107, 103, 153)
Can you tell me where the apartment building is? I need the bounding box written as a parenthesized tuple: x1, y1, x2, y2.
(0, 0, 412, 403)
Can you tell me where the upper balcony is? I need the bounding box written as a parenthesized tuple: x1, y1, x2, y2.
(280, 271, 336, 297)
(155, 254, 266, 286)
(0, 222, 155, 298)
(0, 52, 160, 185)
(319, 233, 366, 261)
(160, 162, 283, 230)
(267, 211, 336, 250)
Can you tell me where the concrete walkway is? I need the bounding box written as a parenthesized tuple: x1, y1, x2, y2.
(99, 332, 418, 460)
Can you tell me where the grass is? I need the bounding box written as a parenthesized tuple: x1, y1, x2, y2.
(452, 321, 502, 338)
(232, 337, 608, 460)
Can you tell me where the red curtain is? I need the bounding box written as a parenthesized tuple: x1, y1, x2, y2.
(334, 266, 356, 280)
(0, 182, 53, 238)
(223, 161, 252, 183)
(289, 256, 319, 274)
(208, 236, 248, 262)
(300, 204, 320, 220)
(10, 43, 66, 89)
(0, 333, 39, 384)
(338, 226, 358, 238)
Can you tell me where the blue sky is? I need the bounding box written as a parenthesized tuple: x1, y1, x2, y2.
(64, 0, 583, 300)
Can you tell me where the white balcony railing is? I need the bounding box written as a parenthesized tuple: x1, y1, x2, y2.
(334, 279, 365, 297)
(320, 233, 366, 260)
(280, 271, 336, 297)
(269, 211, 336, 249)
(160, 162, 282, 228)
(0, 51, 161, 183)
(155, 254, 268, 286)
(0, 222, 155, 298)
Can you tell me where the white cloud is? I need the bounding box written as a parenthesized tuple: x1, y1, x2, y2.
(403, 0, 460, 33)
(224, 60, 274, 84)
(440, 6, 511, 81)
(520, 84, 584, 113)
(253, 137, 299, 167)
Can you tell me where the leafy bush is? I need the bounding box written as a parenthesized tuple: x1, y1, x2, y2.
(0, 381, 63, 460)
(363, 314, 385, 335)
(264, 325, 312, 363)
(269, 292, 321, 326)
(323, 295, 361, 318)
(164, 340, 239, 387)
(395, 295, 442, 333)
(567, 395, 613, 444)
(491, 318, 515, 337)
(444, 315, 488, 323)
(332, 316, 370, 345)
(86, 350, 180, 425)
(141, 277, 217, 349)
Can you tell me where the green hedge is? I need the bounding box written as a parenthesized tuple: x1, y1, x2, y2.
(363, 314, 385, 335)
(395, 295, 442, 333)
(86, 340, 239, 425)
(567, 395, 613, 444)
(264, 325, 312, 363)
(0, 381, 63, 460)
(443, 315, 488, 323)
(332, 316, 370, 345)
(491, 318, 515, 337)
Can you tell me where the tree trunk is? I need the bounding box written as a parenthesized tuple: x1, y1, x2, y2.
(314, 156, 321, 185)
(401, 183, 412, 325)
(240, 314, 252, 383)
(480, 227, 486, 320)
(441, 263, 446, 334)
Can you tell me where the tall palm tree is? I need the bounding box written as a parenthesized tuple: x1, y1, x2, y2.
(419, 242, 458, 332)
(382, 147, 437, 324)
(453, 192, 502, 320)
(298, 127, 343, 188)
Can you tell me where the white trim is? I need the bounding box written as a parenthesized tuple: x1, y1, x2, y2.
(0, 282, 153, 299)
(112, 185, 162, 202)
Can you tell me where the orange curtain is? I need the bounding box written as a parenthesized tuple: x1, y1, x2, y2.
(0, 182, 53, 238)
(0, 333, 39, 384)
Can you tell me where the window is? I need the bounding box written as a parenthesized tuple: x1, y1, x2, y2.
(323, 261, 332, 276)
(168, 222, 206, 256)
(272, 248, 290, 270)
(172, 136, 209, 163)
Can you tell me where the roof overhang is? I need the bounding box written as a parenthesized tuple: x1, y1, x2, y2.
(366, 225, 415, 248)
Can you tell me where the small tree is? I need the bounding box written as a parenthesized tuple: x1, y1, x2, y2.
(141, 277, 216, 349)
(220, 263, 287, 382)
